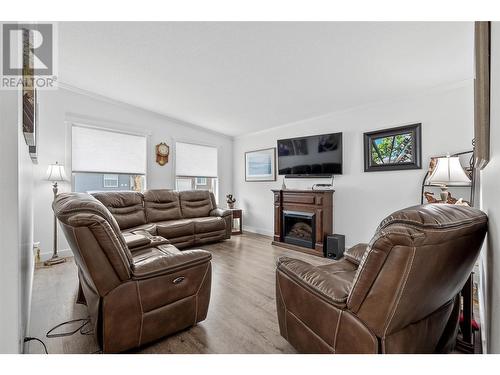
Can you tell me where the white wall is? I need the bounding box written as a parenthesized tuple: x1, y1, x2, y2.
(34, 86, 233, 259)
(0, 88, 35, 353)
(234, 83, 474, 246)
(479, 21, 500, 354)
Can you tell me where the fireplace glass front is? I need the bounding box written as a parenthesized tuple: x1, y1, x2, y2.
(282, 210, 316, 249)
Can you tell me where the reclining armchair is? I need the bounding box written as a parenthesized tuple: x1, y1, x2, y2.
(53, 192, 212, 353)
(276, 204, 487, 353)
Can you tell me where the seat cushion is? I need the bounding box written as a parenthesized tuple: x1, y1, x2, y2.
(143, 189, 182, 222)
(192, 216, 226, 234)
(277, 257, 357, 308)
(156, 219, 195, 239)
(179, 190, 213, 218)
(92, 191, 147, 230)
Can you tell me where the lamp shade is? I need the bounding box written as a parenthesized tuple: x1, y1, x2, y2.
(46, 162, 67, 182)
(427, 156, 471, 186)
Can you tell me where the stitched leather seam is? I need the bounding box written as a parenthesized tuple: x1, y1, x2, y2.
(332, 310, 343, 352)
(91, 221, 132, 270)
(194, 263, 210, 324)
(287, 310, 335, 353)
(347, 229, 422, 309)
(346, 243, 378, 308)
(136, 281, 144, 347)
(379, 215, 487, 230)
(276, 273, 289, 340)
(56, 205, 130, 251)
(390, 221, 486, 234)
(382, 245, 416, 337)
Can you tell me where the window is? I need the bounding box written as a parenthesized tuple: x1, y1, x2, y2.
(103, 174, 119, 188)
(175, 142, 218, 201)
(195, 177, 207, 186)
(72, 125, 147, 193)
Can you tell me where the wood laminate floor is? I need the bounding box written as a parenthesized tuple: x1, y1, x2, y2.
(27, 232, 332, 354)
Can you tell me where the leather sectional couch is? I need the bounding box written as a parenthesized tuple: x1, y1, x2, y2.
(92, 189, 232, 248)
(276, 204, 488, 353)
(53, 189, 231, 353)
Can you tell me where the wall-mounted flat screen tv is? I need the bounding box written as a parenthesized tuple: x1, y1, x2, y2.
(277, 132, 343, 177)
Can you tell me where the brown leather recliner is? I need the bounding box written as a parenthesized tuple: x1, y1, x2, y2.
(53, 192, 212, 353)
(276, 204, 487, 354)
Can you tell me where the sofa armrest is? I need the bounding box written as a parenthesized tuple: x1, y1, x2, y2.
(344, 243, 369, 265)
(132, 245, 212, 280)
(124, 230, 170, 252)
(209, 208, 232, 218)
(276, 256, 353, 308)
(123, 232, 152, 249)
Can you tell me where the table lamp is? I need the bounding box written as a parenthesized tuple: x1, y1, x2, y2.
(427, 155, 471, 202)
(45, 162, 67, 266)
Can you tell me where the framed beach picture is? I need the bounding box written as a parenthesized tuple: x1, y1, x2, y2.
(245, 148, 276, 182)
(363, 123, 422, 172)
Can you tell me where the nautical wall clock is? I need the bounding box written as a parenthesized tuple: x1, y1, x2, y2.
(156, 142, 170, 166)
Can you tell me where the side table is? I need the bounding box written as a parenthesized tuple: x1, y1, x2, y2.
(229, 208, 242, 235)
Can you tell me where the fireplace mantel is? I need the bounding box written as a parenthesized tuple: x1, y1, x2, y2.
(271, 189, 334, 257)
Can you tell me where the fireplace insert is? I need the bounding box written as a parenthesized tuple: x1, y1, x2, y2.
(282, 210, 316, 249)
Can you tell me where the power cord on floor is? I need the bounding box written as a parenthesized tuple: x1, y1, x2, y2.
(45, 317, 101, 354)
(46, 318, 92, 338)
(24, 337, 48, 354)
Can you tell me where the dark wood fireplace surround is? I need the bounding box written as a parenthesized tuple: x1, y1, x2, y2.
(272, 189, 334, 257)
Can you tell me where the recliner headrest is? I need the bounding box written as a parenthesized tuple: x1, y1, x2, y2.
(377, 203, 487, 231)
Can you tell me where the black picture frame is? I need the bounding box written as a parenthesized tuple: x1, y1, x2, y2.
(363, 123, 422, 172)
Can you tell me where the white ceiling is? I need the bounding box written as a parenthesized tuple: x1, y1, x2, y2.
(58, 22, 474, 137)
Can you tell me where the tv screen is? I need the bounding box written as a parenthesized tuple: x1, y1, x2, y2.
(277, 132, 342, 176)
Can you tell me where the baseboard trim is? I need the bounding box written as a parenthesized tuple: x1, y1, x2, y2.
(242, 225, 273, 237)
(40, 248, 72, 262)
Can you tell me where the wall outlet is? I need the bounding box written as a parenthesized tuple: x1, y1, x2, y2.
(33, 242, 41, 264)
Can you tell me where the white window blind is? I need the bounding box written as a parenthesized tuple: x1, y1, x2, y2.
(175, 142, 218, 178)
(72, 125, 147, 174)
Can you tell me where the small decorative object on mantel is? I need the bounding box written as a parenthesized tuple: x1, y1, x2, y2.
(363, 123, 422, 172)
(155, 142, 170, 166)
(226, 194, 236, 209)
(281, 176, 287, 190)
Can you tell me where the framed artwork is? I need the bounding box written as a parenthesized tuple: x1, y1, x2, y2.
(363, 123, 422, 172)
(21, 28, 38, 161)
(245, 148, 276, 182)
(474, 21, 491, 170)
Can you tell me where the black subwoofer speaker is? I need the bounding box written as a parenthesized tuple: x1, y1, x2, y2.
(324, 234, 345, 259)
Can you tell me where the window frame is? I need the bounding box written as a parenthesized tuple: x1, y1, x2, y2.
(67, 120, 151, 193)
(174, 140, 220, 203)
(103, 174, 119, 188)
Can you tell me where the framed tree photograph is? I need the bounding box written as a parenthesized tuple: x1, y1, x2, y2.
(245, 148, 276, 182)
(363, 123, 422, 172)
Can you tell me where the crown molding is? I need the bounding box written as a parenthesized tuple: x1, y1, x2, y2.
(56, 81, 233, 140)
(234, 79, 473, 139)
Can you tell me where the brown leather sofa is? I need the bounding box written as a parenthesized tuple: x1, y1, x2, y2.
(91, 189, 232, 247)
(53, 192, 214, 353)
(276, 204, 487, 354)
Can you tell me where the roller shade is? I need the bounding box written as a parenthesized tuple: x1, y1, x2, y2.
(72, 125, 147, 174)
(176, 142, 218, 177)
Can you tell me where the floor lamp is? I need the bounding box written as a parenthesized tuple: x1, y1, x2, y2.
(45, 162, 67, 266)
